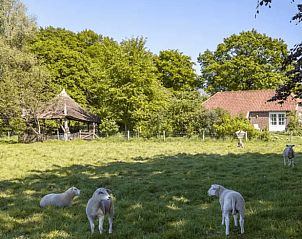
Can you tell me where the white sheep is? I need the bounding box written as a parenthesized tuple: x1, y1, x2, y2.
(86, 188, 114, 234)
(40, 186, 80, 207)
(208, 184, 245, 236)
(283, 144, 295, 167)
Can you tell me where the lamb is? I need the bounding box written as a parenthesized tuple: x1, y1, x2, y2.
(40, 186, 80, 207)
(208, 184, 245, 236)
(86, 188, 114, 234)
(283, 144, 295, 167)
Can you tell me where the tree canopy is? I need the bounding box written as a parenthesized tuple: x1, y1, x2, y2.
(257, 0, 302, 101)
(155, 49, 199, 91)
(0, 0, 51, 133)
(198, 30, 289, 94)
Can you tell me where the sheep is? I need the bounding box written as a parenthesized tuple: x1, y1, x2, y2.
(208, 184, 245, 236)
(86, 188, 114, 234)
(40, 186, 80, 207)
(283, 144, 295, 167)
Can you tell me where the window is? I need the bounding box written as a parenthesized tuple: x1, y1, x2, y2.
(270, 114, 277, 125)
(279, 114, 285, 125)
(269, 112, 286, 131)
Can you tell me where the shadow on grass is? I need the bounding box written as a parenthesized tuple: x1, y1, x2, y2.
(1, 152, 302, 238)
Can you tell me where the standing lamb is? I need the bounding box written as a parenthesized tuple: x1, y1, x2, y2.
(283, 144, 295, 167)
(40, 186, 80, 207)
(208, 184, 245, 236)
(86, 188, 114, 234)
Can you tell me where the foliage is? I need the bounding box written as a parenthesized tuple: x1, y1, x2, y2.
(0, 0, 36, 49)
(258, 128, 271, 141)
(99, 117, 119, 136)
(257, 1, 302, 102)
(213, 112, 259, 138)
(286, 110, 302, 135)
(155, 49, 199, 91)
(31, 30, 169, 131)
(0, 0, 52, 133)
(198, 30, 289, 94)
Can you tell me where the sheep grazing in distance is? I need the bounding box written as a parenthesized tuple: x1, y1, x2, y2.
(208, 184, 245, 236)
(86, 188, 114, 234)
(40, 186, 80, 207)
(283, 144, 295, 167)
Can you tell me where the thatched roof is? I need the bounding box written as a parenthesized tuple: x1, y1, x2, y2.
(37, 89, 100, 123)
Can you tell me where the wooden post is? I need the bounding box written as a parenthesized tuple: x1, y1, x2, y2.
(245, 131, 248, 141)
(57, 129, 59, 140)
(127, 130, 130, 140)
(64, 118, 69, 141)
(79, 130, 82, 139)
(202, 130, 205, 141)
(92, 122, 96, 139)
(163, 130, 166, 141)
(7, 131, 10, 139)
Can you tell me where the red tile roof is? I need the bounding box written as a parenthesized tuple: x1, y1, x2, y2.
(203, 89, 299, 117)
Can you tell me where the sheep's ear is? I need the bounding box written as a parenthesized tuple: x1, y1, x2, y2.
(106, 189, 112, 194)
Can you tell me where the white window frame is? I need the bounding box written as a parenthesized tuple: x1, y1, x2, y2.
(269, 112, 286, 132)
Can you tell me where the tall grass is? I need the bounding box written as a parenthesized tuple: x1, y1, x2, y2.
(0, 137, 302, 238)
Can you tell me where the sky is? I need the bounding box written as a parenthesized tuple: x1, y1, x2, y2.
(22, 0, 301, 71)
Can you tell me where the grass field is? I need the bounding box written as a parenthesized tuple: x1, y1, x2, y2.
(1, 136, 302, 238)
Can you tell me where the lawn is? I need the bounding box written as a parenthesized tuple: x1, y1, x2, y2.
(0, 136, 302, 238)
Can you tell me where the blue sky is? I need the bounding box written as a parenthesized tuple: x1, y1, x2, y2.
(23, 0, 301, 70)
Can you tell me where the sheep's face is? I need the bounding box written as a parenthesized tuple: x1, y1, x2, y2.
(208, 184, 220, 197)
(70, 187, 81, 196)
(93, 188, 111, 201)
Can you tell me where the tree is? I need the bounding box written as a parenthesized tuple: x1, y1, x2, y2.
(257, 1, 302, 101)
(155, 49, 199, 91)
(0, 0, 51, 134)
(30, 27, 94, 106)
(0, 0, 36, 49)
(198, 30, 289, 94)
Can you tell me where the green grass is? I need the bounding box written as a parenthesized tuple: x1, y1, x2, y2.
(0, 137, 302, 238)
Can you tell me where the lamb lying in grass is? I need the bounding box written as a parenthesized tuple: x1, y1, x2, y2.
(208, 184, 245, 236)
(283, 144, 295, 167)
(86, 188, 114, 234)
(40, 186, 80, 207)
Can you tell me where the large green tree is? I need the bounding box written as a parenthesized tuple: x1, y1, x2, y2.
(257, 1, 302, 101)
(0, 0, 51, 133)
(30, 27, 94, 106)
(155, 49, 199, 91)
(198, 30, 288, 94)
(0, 0, 36, 49)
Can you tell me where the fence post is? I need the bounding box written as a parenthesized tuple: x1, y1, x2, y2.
(202, 130, 205, 141)
(163, 130, 166, 141)
(7, 131, 10, 139)
(245, 131, 248, 141)
(127, 130, 130, 140)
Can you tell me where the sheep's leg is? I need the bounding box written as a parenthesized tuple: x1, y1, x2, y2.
(233, 213, 238, 227)
(98, 215, 105, 234)
(221, 212, 225, 225)
(87, 216, 95, 234)
(108, 215, 113, 234)
(223, 211, 230, 235)
(239, 214, 244, 234)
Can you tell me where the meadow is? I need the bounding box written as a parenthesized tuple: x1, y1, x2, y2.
(1, 136, 302, 239)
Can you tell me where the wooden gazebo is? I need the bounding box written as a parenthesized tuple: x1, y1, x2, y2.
(37, 89, 100, 140)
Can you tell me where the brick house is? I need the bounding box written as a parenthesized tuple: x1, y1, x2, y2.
(202, 89, 302, 132)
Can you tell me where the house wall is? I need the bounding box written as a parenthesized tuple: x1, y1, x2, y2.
(249, 112, 269, 130)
